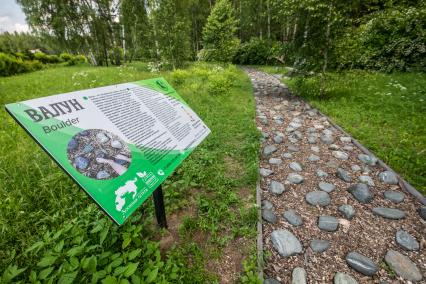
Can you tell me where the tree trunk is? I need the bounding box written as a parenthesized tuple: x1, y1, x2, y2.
(320, 5, 333, 97)
(302, 17, 309, 48)
(267, 0, 271, 39)
(293, 17, 298, 41)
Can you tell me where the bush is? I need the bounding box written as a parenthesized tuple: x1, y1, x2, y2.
(170, 69, 191, 85)
(198, 38, 240, 63)
(34, 52, 62, 64)
(0, 53, 42, 76)
(67, 54, 88, 66)
(206, 72, 233, 96)
(234, 38, 282, 65)
(60, 52, 73, 62)
(335, 7, 426, 72)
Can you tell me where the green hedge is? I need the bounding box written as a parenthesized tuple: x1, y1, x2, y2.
(335, 7, 426, 72)
(0, 53, 43, 76)
(60, 52, 88, 65)
(0, 52, 88, 76)
(34, 52, 62, 64)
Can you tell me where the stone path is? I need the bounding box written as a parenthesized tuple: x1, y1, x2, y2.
(245, 68, 426, 283)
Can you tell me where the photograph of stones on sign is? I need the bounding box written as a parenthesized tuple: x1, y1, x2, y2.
(67, 129, 131, 180)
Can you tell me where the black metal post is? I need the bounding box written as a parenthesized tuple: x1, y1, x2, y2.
(153, 185, 167, 228)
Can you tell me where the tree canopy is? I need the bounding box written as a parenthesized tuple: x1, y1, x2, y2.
(12, 0, 425, 71)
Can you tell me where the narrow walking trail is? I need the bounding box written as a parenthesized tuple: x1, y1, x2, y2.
(244, 68, 426, 283)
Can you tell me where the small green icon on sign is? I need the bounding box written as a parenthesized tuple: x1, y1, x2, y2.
(156, 80, 168, 91)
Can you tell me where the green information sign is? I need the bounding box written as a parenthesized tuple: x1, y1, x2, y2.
(5, 78, 210, 225)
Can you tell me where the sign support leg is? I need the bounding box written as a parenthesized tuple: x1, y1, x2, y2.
(153, 185, 167, 228)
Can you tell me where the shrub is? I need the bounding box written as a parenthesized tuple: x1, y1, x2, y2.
(335, 7, 426, 72)
(0, 53, 42, 76)
(24, 59, 43, 72)
(60, 52, 73, 62)
(170, 69, 191, 85)
(233, 38, 271, 65)
(67, 54, 88, 66)
(206, 73, 233, 96)
(34, 52, 62, 64)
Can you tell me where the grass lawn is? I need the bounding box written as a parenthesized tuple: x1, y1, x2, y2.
(0, 62, 260, 283)
(281, 70, 426, 194)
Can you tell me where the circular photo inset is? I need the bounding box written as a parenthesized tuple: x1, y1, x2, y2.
(67, 129, 132, 180)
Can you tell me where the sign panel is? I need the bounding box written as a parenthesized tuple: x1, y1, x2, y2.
(5, 78, 210, 225)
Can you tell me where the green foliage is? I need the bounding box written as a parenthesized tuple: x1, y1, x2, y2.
(152, 0, 191, 69)
(240, 252, 261, 284)
(60, 52, 73, 62)
(109, 47, 124, 66)
(0, 32, 60, 54)
(199, 0, 240, 62)
(233, 38, 283, 65)
(0, 52, 42, 76)
(120, 0, 153, 61)
(60, 53, 88, 66)
(335, 6, 426, 72)
(171, 64, 239, 96)
(34, 52, 62, 64)
(286, 70, 426, 193)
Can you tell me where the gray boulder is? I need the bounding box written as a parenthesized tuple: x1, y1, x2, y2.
(332, 151, 349, 160)
(379, 171, 398, 185)
(345, 251, 378, 276)
(358, 175, 374, 186)
(316, 169, 328, 178)
(260, 168, 274, 177)
(321, 134, 334, 144)
(318, 216, 339, 232)
(273, 134, 284, 144)
(287, 173, 304, 184)
(336, 168, 351, 182)
(289, 162, 303, 172)
(384, 190, 405, 203)
(262, 209, 277, 224)
(348, 183, 373, 204)
(269, 181, 285, 195)
(318, 182, 335, 193)
(384, 250, 422, 282)
(271, 229, 303, 257)
(263, 145, 278, 157)
(358, 154, 378, 166)
(310, 239, 330, 253)
(333, 272, 358, 284)
(282, 152, 292, 159)
(395, 230, 419, 251)
(269, 158, 282, 165)
(372, 207, 406, 220)
(308, 154, 320, 162)
(338, 205, 355, 219)
(283, 209, 303, 226)
(261, 200, 274, 210)
(292, 267, 307, 284)
(305, 191, 331, 207)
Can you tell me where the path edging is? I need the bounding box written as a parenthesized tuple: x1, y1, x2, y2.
(256, 181, 264, 280)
